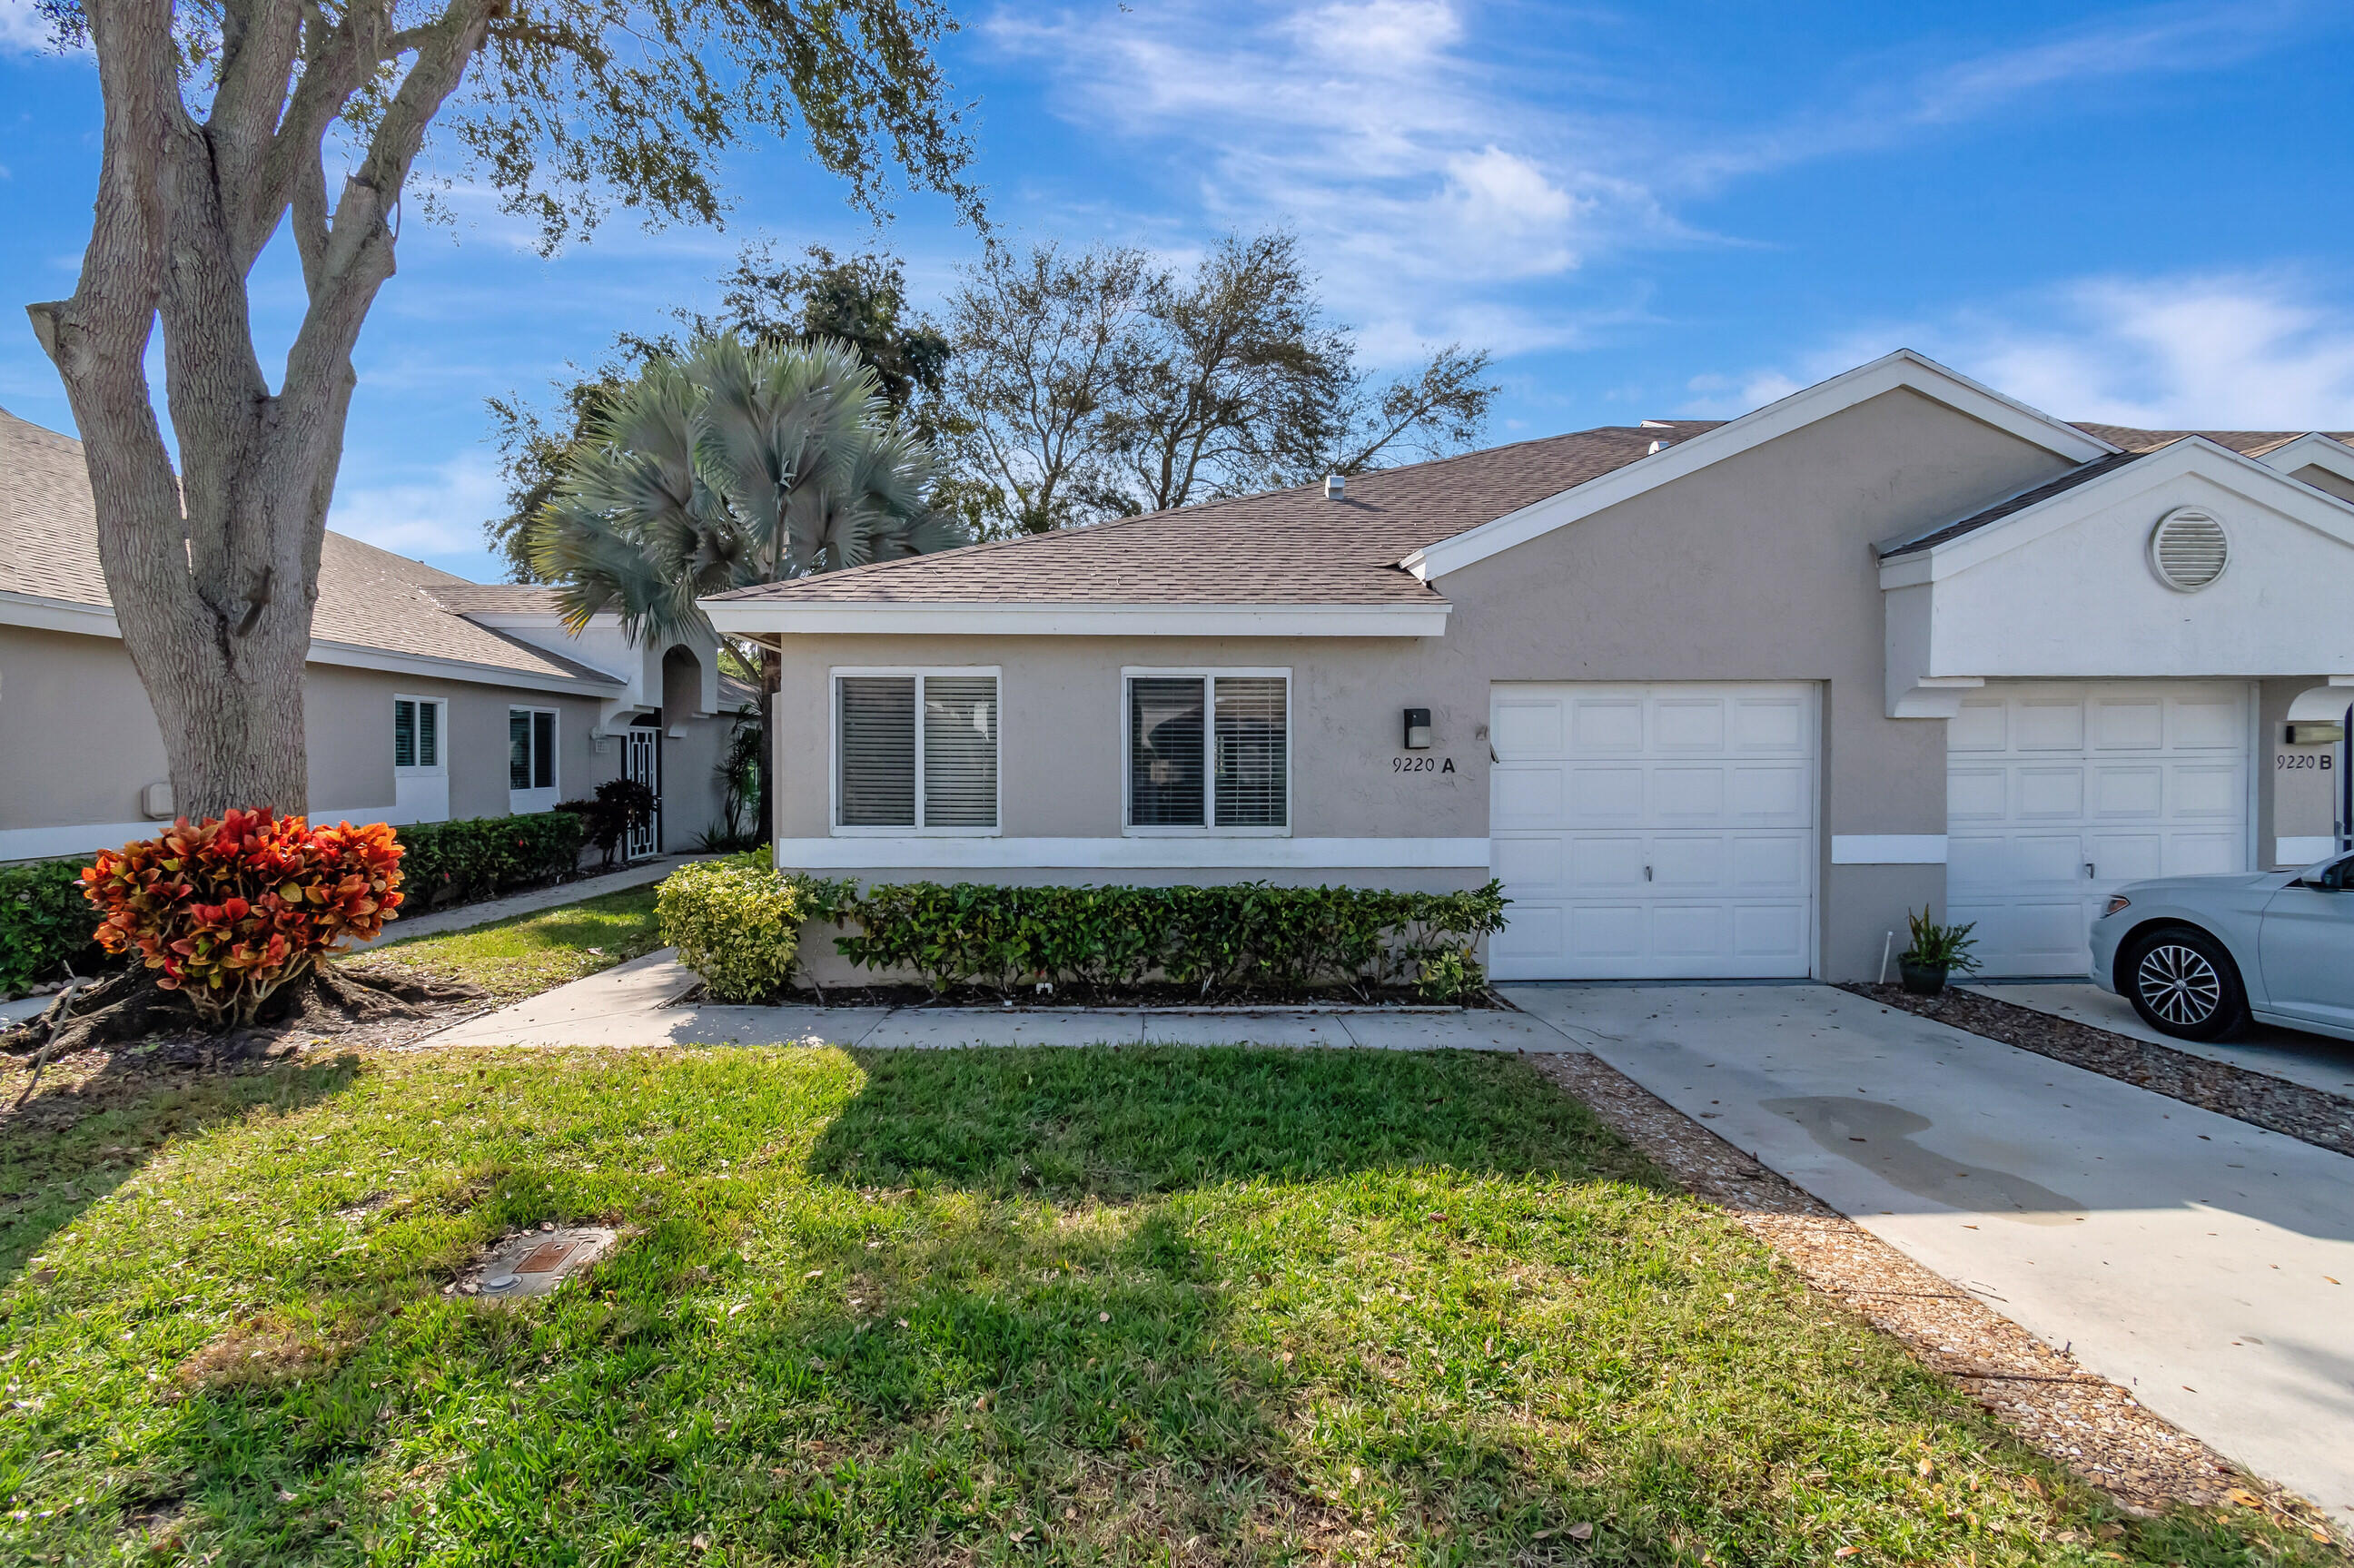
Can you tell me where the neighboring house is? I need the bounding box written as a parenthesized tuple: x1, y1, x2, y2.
(707, 350, 2354, 983)
(0, 407, 752, 865)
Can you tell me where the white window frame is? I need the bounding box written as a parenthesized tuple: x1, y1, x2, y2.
(508, 705, 560, 814)
(1122, 666, 1292, 837)
(829, 666, 1003, 837)
(392, 695, 448, 778)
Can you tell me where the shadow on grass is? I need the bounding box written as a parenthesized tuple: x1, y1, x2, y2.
(0, 1050, 361, 1287)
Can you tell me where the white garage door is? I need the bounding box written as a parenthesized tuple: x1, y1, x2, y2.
(1489, 683, 1816, 980)
(1948, 681, 2251, 977)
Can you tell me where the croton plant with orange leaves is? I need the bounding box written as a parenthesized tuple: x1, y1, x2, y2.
(80, 809, 406, 1026)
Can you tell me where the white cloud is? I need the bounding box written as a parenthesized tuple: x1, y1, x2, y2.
(1681, 271, 2354, 429)
(327, 451, 506, 562)
(0, 0, 62, 54)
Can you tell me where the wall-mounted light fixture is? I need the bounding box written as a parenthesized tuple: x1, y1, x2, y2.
(2288, 721, 2346, 745)
(1403, 707, 1432, 750)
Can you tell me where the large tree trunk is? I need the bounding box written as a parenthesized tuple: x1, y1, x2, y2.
(25, 0, 490, 822)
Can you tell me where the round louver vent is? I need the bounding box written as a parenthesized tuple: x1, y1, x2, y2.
(2149, 508, 2229, 591)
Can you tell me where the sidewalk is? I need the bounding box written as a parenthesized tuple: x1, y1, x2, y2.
(420, 949, 1582, 1051)
(355, 855, 690, 951)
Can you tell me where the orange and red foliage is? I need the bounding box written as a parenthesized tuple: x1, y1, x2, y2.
(80, 809, 406, 1024)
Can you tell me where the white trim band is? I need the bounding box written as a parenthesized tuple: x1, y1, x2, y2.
(773, 835, 1491, 872)
(1830, 834, 1949, 865)
(707, 601, 1450, 638)
(0, 803, 440, 864)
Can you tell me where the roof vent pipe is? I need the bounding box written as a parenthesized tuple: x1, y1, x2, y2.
(1324, 474, 1345, 501)
(1647, 439, 1667, 455)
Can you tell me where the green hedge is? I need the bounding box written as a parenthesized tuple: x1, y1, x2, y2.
(0, 858, 104, 997)
(657, 870, 1508, 1002)
(396, 811, 585, 908)
(655, 853, 826, 1002)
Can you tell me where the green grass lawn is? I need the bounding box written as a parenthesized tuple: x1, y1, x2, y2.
(0, 1043, 2326, 1567)
(348, 884, 666, 1001)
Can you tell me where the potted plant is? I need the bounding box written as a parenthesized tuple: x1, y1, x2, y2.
(1898, 906, 1981, 996)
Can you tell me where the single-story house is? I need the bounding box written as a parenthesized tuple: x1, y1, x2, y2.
(0, 406, 750, 865)
(706, 350, 2354, 982)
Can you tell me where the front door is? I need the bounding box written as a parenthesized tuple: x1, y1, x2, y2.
(625, 726, 661, 860)
(2260, 854, 2354, 1031)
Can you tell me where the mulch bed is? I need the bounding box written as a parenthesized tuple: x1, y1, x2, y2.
(1527, 1049, 2340, 1540)
(1843, 983, 2354, 1159)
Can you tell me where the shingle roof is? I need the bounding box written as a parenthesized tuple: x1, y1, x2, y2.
(1879, 450, 2148, 558)
(0, 406, 619, 688)
(712, 424, 1716, 606)
(416, 583, 566, 616)
(2070, 422, 2354, 455)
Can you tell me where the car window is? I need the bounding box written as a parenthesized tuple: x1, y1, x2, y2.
(2330, 856, 2354, 891)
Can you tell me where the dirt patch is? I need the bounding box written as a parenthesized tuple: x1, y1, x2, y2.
(1527, 1049, 2339, 1542)
(1844, 983, 2354, 1159)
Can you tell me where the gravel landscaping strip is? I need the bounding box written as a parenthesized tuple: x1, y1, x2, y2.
(1842, 983, 2354, 1159)
(1526, 1049, 2341, 1542)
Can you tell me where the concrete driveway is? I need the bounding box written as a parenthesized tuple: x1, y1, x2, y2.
(1503, 981, 2354, 1519)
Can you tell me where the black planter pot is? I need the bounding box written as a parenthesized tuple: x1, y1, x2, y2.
(1898, 957, 1948, 996)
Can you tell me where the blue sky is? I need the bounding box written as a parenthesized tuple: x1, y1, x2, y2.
(5, 0, 2353, 583)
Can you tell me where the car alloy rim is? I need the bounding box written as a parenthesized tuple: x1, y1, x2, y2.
(2137, 942, 2221, 1026)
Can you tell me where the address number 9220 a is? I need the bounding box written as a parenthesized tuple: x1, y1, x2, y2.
(1392, 756, 1457, 774)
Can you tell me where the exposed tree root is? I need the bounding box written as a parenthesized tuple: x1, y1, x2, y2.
(4, 962, 483, 1095)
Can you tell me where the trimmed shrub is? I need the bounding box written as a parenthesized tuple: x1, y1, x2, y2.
(828, 880, 1508, 999)
(397, 811, 584, 907)
(82, 810, 404, 1025)
(1, 857, 104, 997)
(655, 854, 841, 1002)
(556, 778, 658, 872)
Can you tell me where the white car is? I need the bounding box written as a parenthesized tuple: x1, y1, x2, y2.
(2088, 850, 2354, 1042)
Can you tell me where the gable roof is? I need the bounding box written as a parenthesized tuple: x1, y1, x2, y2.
(1877, 450, 2149, 558)
(2072, 422, 2354, 457)
(0, 407, 620, 691)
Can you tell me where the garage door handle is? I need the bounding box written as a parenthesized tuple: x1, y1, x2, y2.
(2084, 863, 2096, 879)
(1645, 865, 1653, 882)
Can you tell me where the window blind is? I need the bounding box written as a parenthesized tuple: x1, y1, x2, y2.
(838, 676, 917, 825)
(1129, 676, 1207, 826)
(509, 711, 531, 790)
(532, 711, 556, 790)
(1213, 677, 1288, 827)
(395, 700, 418, 770)
(418, 700, 438, 769)
(922, 676, 998, 827)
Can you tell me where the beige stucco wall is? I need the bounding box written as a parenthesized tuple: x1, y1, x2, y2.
(2290, 463, 2354, 505)
(0, 625, 171, 829)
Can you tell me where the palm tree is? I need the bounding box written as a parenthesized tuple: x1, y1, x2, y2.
(529, 335, 967, 650)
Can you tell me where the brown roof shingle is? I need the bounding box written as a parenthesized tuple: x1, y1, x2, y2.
(0, 407, 618, 688)
(2070, 422, 2354, 455)
(713, 424, 1713, 606)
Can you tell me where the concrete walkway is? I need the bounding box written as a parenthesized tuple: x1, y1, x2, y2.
(1968, 981, 2354, 1099)
(355, 855, 690, 951)
(1504, 981, 2354, 1519)
(421, 949, 1580, 1052)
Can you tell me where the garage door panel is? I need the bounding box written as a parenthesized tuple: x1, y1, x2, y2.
(2092, 765, 2163, 818)
(2017, 767, 2085, 818)
(1951, 681, 2250, 977)
(1568, 836, 1646, 891)
(1653, 766, 1726, 820)
(1948, 767, 2006, 821)
(1568, 765, 1644, 823)
(1570, 697, 1644, 752)
(1491, 699, 1563, 757)
(1654, 699, 1726, 750)
(2174, 764, 2242, 817)
(1732, 696, 1807, 752)
(1490, 681, 1816, 981)
(1489, 835, 1562, 890)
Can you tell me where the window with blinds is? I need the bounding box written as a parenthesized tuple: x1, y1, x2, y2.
(509, 708, 556, 793)
(395, 698, 440, 771)
(1127, 673, 1288, 830)
(836, 672, 998, 830)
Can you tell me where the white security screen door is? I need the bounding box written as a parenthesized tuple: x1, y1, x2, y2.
(625, 727, 660, 860)
(1947, 681, 2250, 977)
(1489, 682, 1817, 980)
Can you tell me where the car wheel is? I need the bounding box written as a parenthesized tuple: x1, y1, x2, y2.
(2122, 926, 2250, 1042)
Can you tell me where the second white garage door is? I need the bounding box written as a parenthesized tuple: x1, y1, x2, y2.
(1489, 682, 1816, 980)
(1948, 681, 2252, 977)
